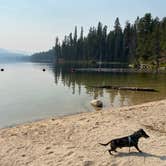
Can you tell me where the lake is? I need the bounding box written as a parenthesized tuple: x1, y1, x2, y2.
(0, 62, 166, 128)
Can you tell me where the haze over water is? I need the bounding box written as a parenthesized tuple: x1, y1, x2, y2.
(0, 62, 165, 128)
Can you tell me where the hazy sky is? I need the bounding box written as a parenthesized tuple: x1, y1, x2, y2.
(0, 0, 165, 53)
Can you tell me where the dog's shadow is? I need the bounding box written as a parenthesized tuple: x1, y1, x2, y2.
(114, 151, 166, 161)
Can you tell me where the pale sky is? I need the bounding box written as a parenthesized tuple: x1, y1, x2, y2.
(0, 0, 165, 53)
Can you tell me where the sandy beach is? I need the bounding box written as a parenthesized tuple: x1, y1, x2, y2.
(0, 99, 166, 166)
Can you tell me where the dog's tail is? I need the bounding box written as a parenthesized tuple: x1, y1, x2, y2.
(99, 141, 111, 146)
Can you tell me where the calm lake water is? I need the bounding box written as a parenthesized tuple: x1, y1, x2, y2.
(0, 62, 166, 128)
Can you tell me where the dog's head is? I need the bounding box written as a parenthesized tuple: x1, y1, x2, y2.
(137, 129, 150, 138)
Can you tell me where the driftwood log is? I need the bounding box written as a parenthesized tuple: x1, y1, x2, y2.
(90, 86, 158, 92)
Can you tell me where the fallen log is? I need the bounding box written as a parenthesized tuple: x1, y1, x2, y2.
(90, 85, 158, 92)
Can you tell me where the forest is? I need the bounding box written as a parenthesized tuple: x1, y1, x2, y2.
(31, 13, 166, 69)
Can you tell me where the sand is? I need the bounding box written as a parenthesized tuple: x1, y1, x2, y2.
(0, 99, 166, 166)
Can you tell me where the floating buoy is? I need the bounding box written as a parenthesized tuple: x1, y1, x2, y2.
(1, 68, 4, 71)
(42, 69, 46, 72)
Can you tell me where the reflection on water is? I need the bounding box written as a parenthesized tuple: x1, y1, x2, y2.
(0, 62, 165, 128)
(50, 63, 166, 106)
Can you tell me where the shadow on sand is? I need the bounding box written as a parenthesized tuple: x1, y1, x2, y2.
(114, 152, 166, 161)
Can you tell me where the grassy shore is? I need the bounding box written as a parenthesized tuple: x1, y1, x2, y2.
(0, 99, 166, 166)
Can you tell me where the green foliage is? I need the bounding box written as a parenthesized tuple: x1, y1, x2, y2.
(31, 13, 166, 69)
(31, 49, 55, 62)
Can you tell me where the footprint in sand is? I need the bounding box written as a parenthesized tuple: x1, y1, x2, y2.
(45, 147, 51, 150)
(67, 146, 75, 149)
(83, 160, 95, 166)
(63, 151, 74, 157)
(47, 151, 54, 154)
(45, 147, 54, 155)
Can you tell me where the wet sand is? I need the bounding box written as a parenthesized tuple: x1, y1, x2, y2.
(0, 99, 166, 166)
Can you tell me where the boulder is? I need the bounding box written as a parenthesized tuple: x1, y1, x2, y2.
(90, 99, 103, 108)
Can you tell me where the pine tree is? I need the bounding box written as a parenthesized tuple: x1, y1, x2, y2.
(107, 31, 115, 61)
(137, 13, 153, 63)
(32, 13, 166, 69)
(152, 17, 161, 72)
(114, 17, 123, 61)
(123, 21, 131, 62)
(102, 25, 107, 61)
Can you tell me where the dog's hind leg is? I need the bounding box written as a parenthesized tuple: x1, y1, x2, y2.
(108, 148, 117, 155)
(110, 143, 117, 153)
(108, 149, 113, 155)
(108, 144, 117, 155)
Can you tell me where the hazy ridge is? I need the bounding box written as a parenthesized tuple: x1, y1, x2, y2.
(0, 48, 29, 62)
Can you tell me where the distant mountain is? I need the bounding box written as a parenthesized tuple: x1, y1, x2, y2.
(31, 49, 55, 62)
(0, 48, 30, 62)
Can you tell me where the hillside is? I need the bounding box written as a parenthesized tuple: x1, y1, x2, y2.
(0, 48, 29, 62)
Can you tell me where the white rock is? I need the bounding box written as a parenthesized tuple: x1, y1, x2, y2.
(90, 99, 103, 107)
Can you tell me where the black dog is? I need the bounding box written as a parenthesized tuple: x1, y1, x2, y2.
(99, 129, 149, 155)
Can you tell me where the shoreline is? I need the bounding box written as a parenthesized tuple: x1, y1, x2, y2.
(1, 98, 165, 130)
(0, 99, 166, 165)
(74, 67, 166, 73)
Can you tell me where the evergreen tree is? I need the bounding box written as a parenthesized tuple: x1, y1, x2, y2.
(123, 21, 131, 62)
(137, 13, 153, 63)
(152, 17, 161, 71)
(32, 13, 166, 70)
(107, 31, 115, 61)
(114, 17, 123, 61)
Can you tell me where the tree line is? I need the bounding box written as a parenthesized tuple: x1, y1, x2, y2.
(31, 13, 166, 68)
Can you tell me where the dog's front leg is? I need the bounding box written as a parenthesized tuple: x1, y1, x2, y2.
(134, 144, 142, 153)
